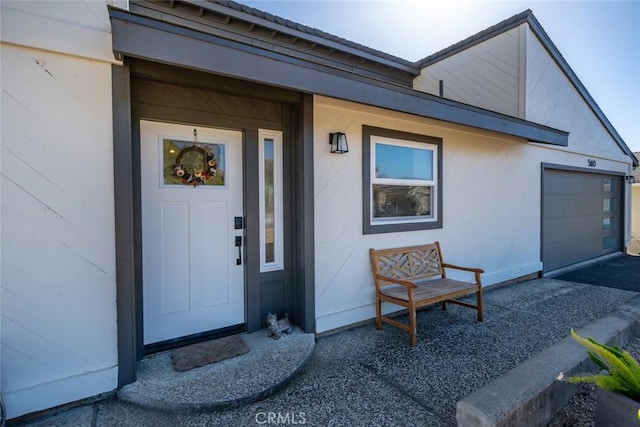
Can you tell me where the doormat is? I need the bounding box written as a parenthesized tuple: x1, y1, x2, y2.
(171, 335, 249, 372)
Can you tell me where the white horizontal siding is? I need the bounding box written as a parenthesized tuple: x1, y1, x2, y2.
(414, 27, 523, 117)
(313, 96, 629, 333)
(1, 10, 118, 417)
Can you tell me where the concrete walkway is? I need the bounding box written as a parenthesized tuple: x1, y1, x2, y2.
(13, 276, 640, 426)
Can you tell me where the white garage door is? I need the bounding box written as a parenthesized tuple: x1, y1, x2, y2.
(542, 168, 622, 272)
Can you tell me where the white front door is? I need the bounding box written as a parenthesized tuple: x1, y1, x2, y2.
(140, 120, 244, 345)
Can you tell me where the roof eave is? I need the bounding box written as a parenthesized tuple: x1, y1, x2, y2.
(179, 0, 420, 75)
(109, 6, 568, 147)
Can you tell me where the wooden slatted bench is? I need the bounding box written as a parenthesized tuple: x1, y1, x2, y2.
(369, 242, 484, 347)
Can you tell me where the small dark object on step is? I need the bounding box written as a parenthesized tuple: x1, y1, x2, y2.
(266, 313, 293, 340)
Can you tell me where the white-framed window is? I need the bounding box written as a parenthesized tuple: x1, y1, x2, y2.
(258, 129, 284, 272)
(363, 126, 442, 234)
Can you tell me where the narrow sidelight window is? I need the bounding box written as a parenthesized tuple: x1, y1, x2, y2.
(259, 129, 284, 271)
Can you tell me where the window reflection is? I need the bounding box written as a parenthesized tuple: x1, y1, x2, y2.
(603, 178, 614, 193)
(264, 139, 275, 263)
(375, 144, 433, 180)
(259, 130, 283, 272)
(602, 198, 616, 212)
(602, 236, 615, 252)
(373, 185, 432, 218)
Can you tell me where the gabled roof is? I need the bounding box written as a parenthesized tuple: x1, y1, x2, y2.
(121, 3, 635, 166)
(111, 2, 569, 146)
(416, 9, 533, 68)
(416, 9, 638, 167)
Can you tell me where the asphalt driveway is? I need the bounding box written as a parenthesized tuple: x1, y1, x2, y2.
(553, 254, 640, 292)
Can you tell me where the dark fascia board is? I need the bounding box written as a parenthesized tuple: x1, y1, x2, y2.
(109, 6, 568, 146)
(168, 0, 419, 75)
(417, 10, 638, 167)
(129, 1, 414, 86)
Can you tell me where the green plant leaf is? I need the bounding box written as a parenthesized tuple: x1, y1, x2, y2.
(571, 330, 638, 385)
(586, 350, 608, 371)
(569, 329, 640, 400)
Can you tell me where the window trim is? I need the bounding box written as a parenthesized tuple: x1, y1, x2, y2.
(258, 129, 284, 272)
(362, 125, 443, 234)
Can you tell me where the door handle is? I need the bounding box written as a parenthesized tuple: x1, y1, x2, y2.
(235, 236, 242, 265)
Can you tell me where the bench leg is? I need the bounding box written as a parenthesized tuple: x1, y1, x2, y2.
(409, 303, 417, 347)
(441, 301, 447, 311)
(477, 290, 484, 322)
(375, 295, 382, 330)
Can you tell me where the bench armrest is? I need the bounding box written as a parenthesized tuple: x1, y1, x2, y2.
(375, 274, 417, 289)
(442, 263, 484, 274)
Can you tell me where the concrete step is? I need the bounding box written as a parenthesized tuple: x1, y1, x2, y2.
(119, 328, 315, 413)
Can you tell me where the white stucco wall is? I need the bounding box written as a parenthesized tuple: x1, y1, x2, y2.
(313, 95, 630, 333)
(1, 1, 123, 419)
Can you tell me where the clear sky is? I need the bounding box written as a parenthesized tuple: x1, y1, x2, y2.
(243, 0, 640, 154)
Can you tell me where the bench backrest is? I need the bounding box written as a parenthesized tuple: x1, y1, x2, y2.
(369, 242, 445, 289)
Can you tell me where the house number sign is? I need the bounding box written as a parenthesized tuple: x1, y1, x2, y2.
(587, 159, 596, 167)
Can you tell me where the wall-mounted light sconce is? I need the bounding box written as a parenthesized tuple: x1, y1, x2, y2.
(329, 132, 349, 154)
(625, 175, 636, 184)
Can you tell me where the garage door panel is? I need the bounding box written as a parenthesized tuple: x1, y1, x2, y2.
(542, 169, 621, 272)
(545, 235, 603, 269)
(544, 216, 603, 244)
(544, 195, 601, 219)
